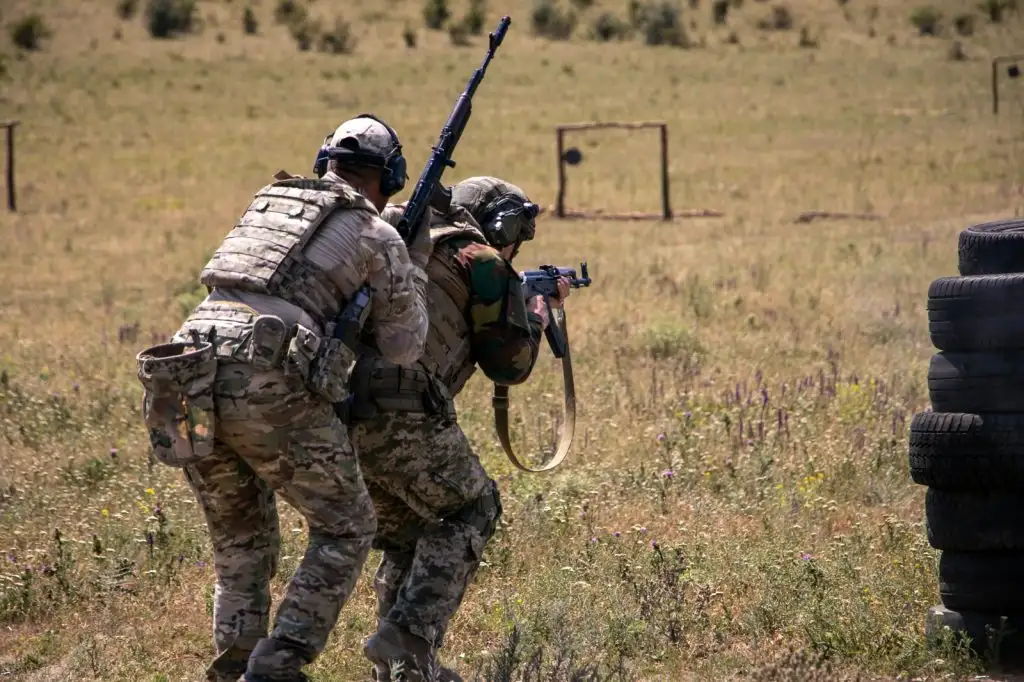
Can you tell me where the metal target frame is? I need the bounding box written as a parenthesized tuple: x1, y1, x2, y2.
(554, 120, 672, 221)
(992, 53, 1024, 115)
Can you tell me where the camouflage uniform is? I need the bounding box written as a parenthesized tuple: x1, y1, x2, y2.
(350, 178, 546, 680)
(137, 117, 431, 682)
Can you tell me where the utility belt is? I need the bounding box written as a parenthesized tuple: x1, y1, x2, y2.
(135, 302, 355, 468)
(338, 356, 456, 424)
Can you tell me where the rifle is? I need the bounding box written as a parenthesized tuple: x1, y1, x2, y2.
(394, 15, 512, 246)
(331, 16, 512, 424)
(522, 262, 592, 358)
(492, 262, 594, 474)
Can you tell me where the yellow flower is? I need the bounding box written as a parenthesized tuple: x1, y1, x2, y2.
(145, 488, 156, 496)
(101, 509, 109, 517)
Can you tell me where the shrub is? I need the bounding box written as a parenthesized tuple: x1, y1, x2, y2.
(532, 0, 576, 39)
(423, 0, 450, 30)
(462, 0, 486, 34)
(640, 2, 690, 47)
(145, 0, 197, 38)
(570, 0, 596, 9)
(242, 6, 258, 34)
(318, 16, 355, 54)
(979, 0, 1014, 22)
(403, 23, 417, 47)
(953, 13, 974, 35)
(910, 6, 942, 35)
(10, 14, 52, 50)
(116, 0, 139, 20)
(448, 21, 471, 45)
(589, 11, 629, 40)
(274, 0, 306, 26)
(288, 17, 316, 51)
(712, 0, 730, 24)
(756, 4, 794, 30)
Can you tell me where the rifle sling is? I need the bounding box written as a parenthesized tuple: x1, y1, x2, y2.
(491, 308, 576, 473)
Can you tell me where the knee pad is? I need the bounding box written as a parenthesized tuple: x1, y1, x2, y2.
(447, 481, 502, 541)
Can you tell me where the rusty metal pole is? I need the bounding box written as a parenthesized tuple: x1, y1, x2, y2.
(660, 123, 671, 220)
(555, 126, 566, 218)
(993, 58, 1000, 115)
(992, 55, 1024, 115)
(4, 121, 17, 212)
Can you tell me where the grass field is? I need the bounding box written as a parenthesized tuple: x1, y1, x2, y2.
(1, 0, 1024, 679)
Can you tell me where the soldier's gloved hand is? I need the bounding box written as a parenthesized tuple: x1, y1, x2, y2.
(408, 212, 434, 269)
(527, 295, 550, 329)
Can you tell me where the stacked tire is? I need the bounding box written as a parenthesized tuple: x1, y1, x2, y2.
(909, 218, 1024, 664)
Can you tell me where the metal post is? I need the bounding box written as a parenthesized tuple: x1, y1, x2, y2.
(555, 127, 566, 219)
(993, 58, 1000, 115)
(659, 123, 671, 221)
(992, 54, 1024, 115)
(3, 121, 17, 212)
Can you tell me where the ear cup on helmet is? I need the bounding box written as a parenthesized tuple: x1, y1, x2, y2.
(480, 194, 538, 248)
(354, 112, 407, 197)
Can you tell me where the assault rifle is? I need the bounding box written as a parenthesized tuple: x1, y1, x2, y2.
(331, 16, 512, 423)
(492, 262, 593, 474)
(394, 15, 512, 246)
(522, 262, 592, 358)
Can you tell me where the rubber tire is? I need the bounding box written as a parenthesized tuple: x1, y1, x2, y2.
(939, 550, 1024, 612)
(925, 604, 1024, 663)
(928, 275, 1024, 352)
(959, 218, 1024, 276)
(908, 412, 1024, 491)
(926, 488, 1024, 551)
(928, 352, 1024, 413)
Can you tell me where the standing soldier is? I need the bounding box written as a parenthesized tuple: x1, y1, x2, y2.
(136, 114, 433, 682)
(347, 176, 570, 681)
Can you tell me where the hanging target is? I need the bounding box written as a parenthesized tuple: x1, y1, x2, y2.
(562, 147, 583, 166)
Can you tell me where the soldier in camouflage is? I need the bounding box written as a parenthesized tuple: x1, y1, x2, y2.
(347, 177, 570, 682)
(145, 115, 434, 682)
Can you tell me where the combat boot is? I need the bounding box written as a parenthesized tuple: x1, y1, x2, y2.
(364, 621, 464, 682)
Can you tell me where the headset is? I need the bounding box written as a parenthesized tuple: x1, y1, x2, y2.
(478, 193, 540, 248)
(312, 113, 408, 198)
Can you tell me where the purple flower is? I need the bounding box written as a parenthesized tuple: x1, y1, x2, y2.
(109, 447, 118, 458)
(613, 531, 621, 538)
(662, 469, 674, 479)
(656, 433, 666, 443)
(683, 411, 692, 419)
(801, 553, 814, 561)
(651, 541, 660, 550)
(639, 527, 647, 534)
(590, 537, 598, 544)
(196, 561, 206, 568)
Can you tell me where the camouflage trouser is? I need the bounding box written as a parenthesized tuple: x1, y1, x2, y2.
(183, 362, 377, 682)
(350, 412, 502, 648)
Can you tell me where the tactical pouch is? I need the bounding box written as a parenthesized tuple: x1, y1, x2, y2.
(246, 314, 290, 371)
(136, 335, 218, 469)
(283, 324, 354, 403)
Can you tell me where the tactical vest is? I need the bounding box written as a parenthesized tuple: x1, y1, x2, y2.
(199, 177, 377, 330)
(419, 222, 491, 395)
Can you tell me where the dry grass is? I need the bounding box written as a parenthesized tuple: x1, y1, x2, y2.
(1, 0, 1024, 680)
